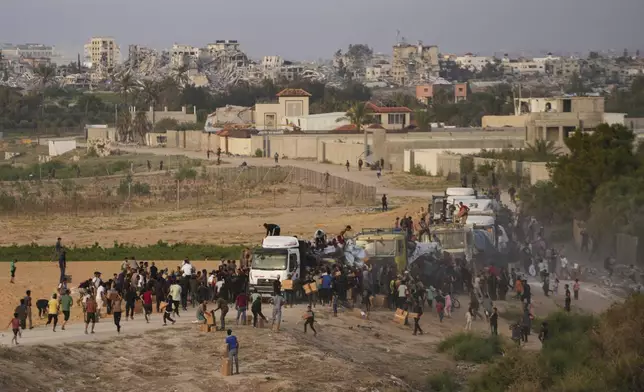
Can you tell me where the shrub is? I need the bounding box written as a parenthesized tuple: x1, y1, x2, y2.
(426, 372, 459, 392)
(254, 148, 263, 157)
(437, 333, 504, 363)
(469, 300, 644, 392)
(410, 164, 428, 176)
(175, 167, 197, 181)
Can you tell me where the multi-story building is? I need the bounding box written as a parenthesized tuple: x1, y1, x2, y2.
(84, 37, 120, 69)
(206, 40, 240, 53)
(548, 58, 581, 77)
(365, 63, 392, 81)
(502, 56, 546, 75)
(1, 43, 55, 59)
(392, 42, 440, 85)
(455, 53, 494, 72)
(262, 56, 284, 70)
(170, 44, 201, 67)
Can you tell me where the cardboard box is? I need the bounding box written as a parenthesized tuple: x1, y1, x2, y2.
(134, 300, 143, 314)
(221, 344, 229, 358)
(393, 313, 406, 324)
(373, 294, 386, 308)
(221, 358, 231, 377)
(395, 308, 408, 317)
(205, 312, 215, 326)
(282, 280, 293, 290)
(309, 282, 318, 293)
(199, 324, 211, 332)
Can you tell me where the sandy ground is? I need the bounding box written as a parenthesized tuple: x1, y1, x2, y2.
(0, 197, 427, 247)
(0, 280, 621, 392)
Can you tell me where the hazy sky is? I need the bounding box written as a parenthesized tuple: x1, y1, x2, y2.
(2, 0, 643, 60)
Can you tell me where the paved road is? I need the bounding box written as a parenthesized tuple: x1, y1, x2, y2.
(117, 145, 435, 198)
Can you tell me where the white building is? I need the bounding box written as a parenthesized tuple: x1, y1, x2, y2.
(2, 43, 55, 59)
(365, 63, 392, 81)
(206, 40, 240, 53)
(262, 56, 284, 69)
(533, 54, 561, 64)
(504, 60, 546, 75)
(283, 112, 349, 131)
(455, 54, 494, 71)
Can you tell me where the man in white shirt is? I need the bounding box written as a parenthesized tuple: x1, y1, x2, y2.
(397, 282, 408, 309)
(92, 272, 102, 290)
(169, 281, 182, 316)
(181, 260, 194, 277)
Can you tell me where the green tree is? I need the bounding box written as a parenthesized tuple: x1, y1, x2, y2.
(525, 140, 561, 160)
(414, 109, 432, 131)
(116, 110, 133, 142)
(132, 110, 151, 144)
(549, 123, 639, 219)
(114, 71, 137, 106)
(337, 102, 373, 156)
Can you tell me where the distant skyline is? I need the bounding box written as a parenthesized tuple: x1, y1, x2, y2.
(2, 0, 643, 61)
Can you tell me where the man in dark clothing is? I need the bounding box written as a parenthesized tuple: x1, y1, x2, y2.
(564, 284, 571, 312)
(508, 186, 516, 204)
(412, 300, 423, 336)
(490, 307, 498, 335)
(358, 158, 363, 171)
(58, 250, 67, 283)
(264, 223, 280, 236)
(303, 305, 317, 336)
(521, 305, 531, 343)
(150, 262, 158, 280)
(273, 276, 281, 296)
(538, 321, 549, 345)
(382, 194, 388, 212)
(522, 279, 531, 305)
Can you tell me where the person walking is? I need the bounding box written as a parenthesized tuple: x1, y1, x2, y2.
(412, 300, 423, 336)
(45, 293, 59, 332)
(7, 313, 21, 345)
(358, 158, 363, 171)
(345, 160, 350, 172)
(235, 291, 248, 325)
(214, 296, 229, 331)
(84, 295, 97, 334)
(226, 329, 240, 375)
(124, 286, 138, 321)
(538, 321, 549, 346)
(24, 290, 33, 330)
(169, 279, 182, 317)
(142, 287, 153, 323)
(564, 284, 572, 312)
(272, 291, 285, 329)
(60, 289, 73, 331)
(274, 152, 279, 164)
(490, 307, 499, 335)
(465, 307, 473, 331)
(303, 305, 317, 336)
(9, 259, 16, 284)
(163, 295, 176, 326)
(573, 279, 580, 300)
(250, 289, 268, 328)
(436, 301, 445, 322)
(381, 194, 388, 212)
(111, 292, 123, 334)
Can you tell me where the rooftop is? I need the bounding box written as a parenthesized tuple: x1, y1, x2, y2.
(366, 102, 412, 114)
(276, 88, 312, 98)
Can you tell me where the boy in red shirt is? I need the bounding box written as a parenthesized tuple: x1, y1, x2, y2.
(436, 302, 445, 323)
(142, 287, 153, 323)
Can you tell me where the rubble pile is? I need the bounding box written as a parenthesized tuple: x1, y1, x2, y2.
(86, 138, 113, 157)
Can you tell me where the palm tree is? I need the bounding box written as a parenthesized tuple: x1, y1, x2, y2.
(171, 64, 190, 88)
(33, 64, 57, 120)
(525, 140, 561, 161)
(132, 110, 151, 145)
(116, 110, 133, 142)
(337, 102, 373, 157)
(114, 70, 137, 105)
(137, 79, 162, 124)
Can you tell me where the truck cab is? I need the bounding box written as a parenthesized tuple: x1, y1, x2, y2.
(249, 236, 301, 297)
(429, 223, 474, 263)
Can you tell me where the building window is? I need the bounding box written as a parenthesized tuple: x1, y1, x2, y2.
(285, 101, 303, 117)
(388, 113, 405, 125)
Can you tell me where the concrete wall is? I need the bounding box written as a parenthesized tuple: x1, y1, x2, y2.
(284, 112, 347, 131)
(482, 115, 528, 128)
(627, 117, 644, 130)
(148, 106, 197, 125)
(434, 153, 552, 184)
(318, 142, 364, 164)
(166, 130, 179, 148)
(48, 140, 76, 156)
(405, 148, 498, 175)
(226, 137, 252, 156)
(184, 130, 202, 151)
(87, 127, 116, 140)
(145, 132, 167, 146)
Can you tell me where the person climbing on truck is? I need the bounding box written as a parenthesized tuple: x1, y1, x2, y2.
(263, 223, 281, 236)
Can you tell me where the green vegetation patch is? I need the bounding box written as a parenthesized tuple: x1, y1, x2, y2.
(437, 333, 504, 364)
(0, 240, 244, 262)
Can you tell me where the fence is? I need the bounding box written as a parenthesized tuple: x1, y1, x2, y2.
(0, 165, 376, 216)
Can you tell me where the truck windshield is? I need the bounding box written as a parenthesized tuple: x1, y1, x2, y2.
(252, 250, 288, 271)
(433, 231, 466, 249)
(355, 239, 396, 257)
